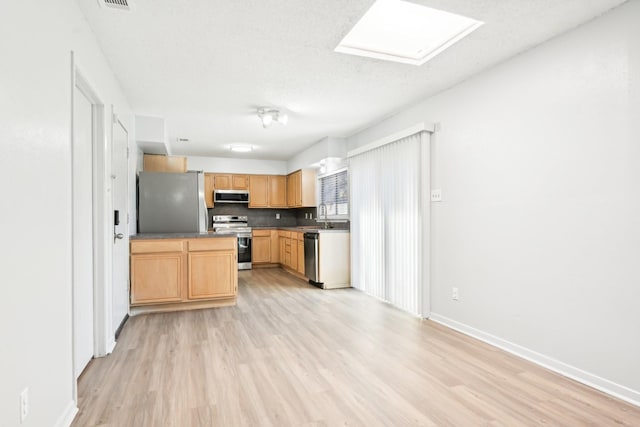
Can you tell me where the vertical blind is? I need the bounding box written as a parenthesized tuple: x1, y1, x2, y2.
(318, 169, 349, 218)
(350, 132, 423, 315)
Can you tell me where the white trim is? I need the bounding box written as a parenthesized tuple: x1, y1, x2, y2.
(106, 338, 117, 355)
(429, 313, 640, 407)
(71, 51, 114, 408)
(74, 61, 113, 359)
(420, 131, 431, 318)
(54, 401, 78, 427)
(347, 122, 434, 158)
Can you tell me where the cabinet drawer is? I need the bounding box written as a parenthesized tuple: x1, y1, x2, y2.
(188, 238, 236, 252)
(131, 240, 184, 254)
(253, 229, 272, 237)
(278, 230, 291, 238)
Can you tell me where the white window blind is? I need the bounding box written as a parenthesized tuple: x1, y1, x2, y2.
(318, 168, 349, 219)
(350, 132, 423, 316)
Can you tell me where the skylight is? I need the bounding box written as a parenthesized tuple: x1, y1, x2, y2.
(335, 0, 483, 66)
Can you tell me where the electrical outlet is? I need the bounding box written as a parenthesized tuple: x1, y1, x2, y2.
(431, 189, 442, 202)
(275, 213, 280, 220)
(452, 287, 459, 301)
(20, 387, 29, 423)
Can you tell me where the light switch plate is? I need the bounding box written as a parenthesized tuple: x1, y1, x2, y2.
(431, 189, 442, 202)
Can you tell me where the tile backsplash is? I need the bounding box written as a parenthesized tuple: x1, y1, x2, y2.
(208, 204, 349, 229)
(208, 204, 312, 228)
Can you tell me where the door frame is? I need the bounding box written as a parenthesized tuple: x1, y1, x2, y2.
(111, 108, 130, 335)
(70, 52, 114, 401)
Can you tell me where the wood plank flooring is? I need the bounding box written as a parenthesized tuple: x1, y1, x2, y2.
(73, 268, 640, 426)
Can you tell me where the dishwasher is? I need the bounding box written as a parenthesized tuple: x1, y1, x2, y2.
(304, 232, 322, 287)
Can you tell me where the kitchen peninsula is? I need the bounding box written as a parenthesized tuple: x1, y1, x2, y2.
(129, 233, 237, 315)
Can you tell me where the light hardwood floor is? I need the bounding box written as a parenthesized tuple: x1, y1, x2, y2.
(73, 268, 640, 426)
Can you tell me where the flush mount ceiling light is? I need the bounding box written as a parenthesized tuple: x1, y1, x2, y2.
(257, 108, 288, 128)
(335, 0, 483, 66)
(230, 144, 253, 153)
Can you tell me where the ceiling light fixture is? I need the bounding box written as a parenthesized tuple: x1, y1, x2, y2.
(257, 108, 288, 128)
(335, 0, 483, 66)
(230, 145, 253, 153)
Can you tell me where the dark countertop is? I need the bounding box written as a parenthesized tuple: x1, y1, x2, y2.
(130, 232, 235, 240)
(252, 226, 349, 233)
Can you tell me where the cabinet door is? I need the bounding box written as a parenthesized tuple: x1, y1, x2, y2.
(204, 173, 215, 208)
(290, 237, 298, 271)
(282, 238, 290, 267)
(188, 251, 236, 299)
(249, 175, 269, 208)
(287, 173, 297, 207)
(252, 236, 271, 263)
(269, 176, 287, 207)
(143, 154, 187, 173)
(297, 239, 305, 275)
(270, 230, 280, 263)
(214, 174, 231, 189)
(300, 169, 317, 207)
(232, 174, 249, 190)
(131, 253, 183, 304)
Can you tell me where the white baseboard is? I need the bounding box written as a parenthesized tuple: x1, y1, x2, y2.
(429, 313, 640, 408)
(106, 338, 117, 355)
(54, 400, 78, 427)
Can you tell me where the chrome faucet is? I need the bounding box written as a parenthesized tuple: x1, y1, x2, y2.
(318, 203, 333, 229)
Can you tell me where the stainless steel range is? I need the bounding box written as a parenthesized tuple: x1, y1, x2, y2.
(212, 215, 252, 270)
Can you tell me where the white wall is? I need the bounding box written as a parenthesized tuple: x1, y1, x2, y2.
(0, 1, 133, 425)
(187, 156, 287, 174)
(287, 136, 347, 173)
(348, 1, 640, 404)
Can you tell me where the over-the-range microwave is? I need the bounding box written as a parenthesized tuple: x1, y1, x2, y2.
(214, 189, 250, 203)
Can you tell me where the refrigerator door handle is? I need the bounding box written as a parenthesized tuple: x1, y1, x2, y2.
(201, 195, 208, 232)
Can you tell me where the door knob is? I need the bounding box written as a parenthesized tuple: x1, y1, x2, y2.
(115, 233, 124, 240)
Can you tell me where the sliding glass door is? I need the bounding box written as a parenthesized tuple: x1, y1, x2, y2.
(350, 132, 426, 316)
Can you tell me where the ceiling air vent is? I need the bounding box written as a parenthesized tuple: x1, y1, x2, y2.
(98, 0, 133, 11)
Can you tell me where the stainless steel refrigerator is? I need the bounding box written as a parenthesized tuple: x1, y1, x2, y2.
(138, 171, 208, 233)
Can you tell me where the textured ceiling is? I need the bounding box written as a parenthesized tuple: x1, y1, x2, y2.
(76, 0, 625, 160)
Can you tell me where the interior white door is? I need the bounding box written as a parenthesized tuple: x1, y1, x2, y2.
(111, 119, 129, 335)
(73, 86, 95, 379)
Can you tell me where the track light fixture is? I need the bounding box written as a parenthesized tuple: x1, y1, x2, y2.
(257, 107, 288, 128)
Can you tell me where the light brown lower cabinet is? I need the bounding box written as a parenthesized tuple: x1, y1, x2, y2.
(131, 237, 237, 308)
(130, 253, 184, 304)
(270, 230, 280, 263)
(188, 251, 236, 299)
(252, 229, 272, 264)
(279, 233, 286, 266)
(297, 238, 305, 276)
(290, 236, 298, 271)
(253, 229, 306, 277)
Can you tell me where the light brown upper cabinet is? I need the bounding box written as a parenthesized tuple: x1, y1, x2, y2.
(249, 175, 269, 208)
(287, 169, 316, 208)
(269, 175, 287, 207)
(204, 173, 215, 208)
(232, 175, 249, 190)
(143, 154, 187, 173)
(213, 174, 249, 190)
(249, 175, 287, 208)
